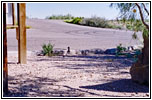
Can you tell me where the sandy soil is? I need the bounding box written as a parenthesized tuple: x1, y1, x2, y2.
(5, 54, 149, 97)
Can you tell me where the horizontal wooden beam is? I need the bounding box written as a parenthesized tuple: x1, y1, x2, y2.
(7, 25, 31, 29)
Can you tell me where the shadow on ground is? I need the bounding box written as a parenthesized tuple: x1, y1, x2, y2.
(80, 79, 149, 93)
(4, 75, 86, 97)
(31, 54, 134, 72)
(5, 54, 148, 97)
(59, 55, 133, 73)
(5, 75, 149, 97)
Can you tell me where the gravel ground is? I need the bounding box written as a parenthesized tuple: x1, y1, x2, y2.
(7, 19, 143, 51)
(4, 54, 149, 97)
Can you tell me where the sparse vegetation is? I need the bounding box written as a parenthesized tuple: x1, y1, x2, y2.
(116, 44, 126, 56)
(47, 14, 125, 30)
(70, 17, 83, 24)
(80, 17, 109, 28)
(42, 43, 54, 56)
(47, 14, 74, 20)
(117, 19, 148, 32)
(65, 16, 122, 29)
(115, 43, 142, 59)
(64, 17, 83, 24)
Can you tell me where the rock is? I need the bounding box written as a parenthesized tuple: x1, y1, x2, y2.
(53, 50, 64, 55)
(133, 45, 143, 50)
(130, 64, 149, 85)
(75, 50, 82, 55)
(35, 51, 43, 56)
(127, 46, 134, 51)
(81, 50, 90, 55)
(66, 50, 77, 56)
(146, 93, 149, 96)
(81, 49, 104, 55)
(90, 49, 105, 54)
(130, 36, 149, 86)
(104, 48, 117, 55)
(37, 53, 44, 56)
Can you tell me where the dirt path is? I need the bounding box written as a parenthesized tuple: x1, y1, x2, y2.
(7, 19, 143, 51)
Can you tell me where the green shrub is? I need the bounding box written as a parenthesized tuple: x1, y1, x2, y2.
(108, 24, 122, 29)
(121, 19, 148, 33)
(115, 26, 122, 29)
(42, 43, 54, 56)
(65, 16, 122, 29)
(64, 19, 73, 23)
(116, 44, 126, 55)
(80, 17, 109, 28)
(126, 24, 133, 30)
(48, 14, 74, 20)
(70, 17, 83, 24)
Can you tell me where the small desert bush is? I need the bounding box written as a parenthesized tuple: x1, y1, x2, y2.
(107, 24, 122, 29)
(64, 19, 73, 23)
(70, 17, 83, 24)
(116, 44, 126, 56)
(65, 17, 83, 24)
(42, 43, 54, 56)
(48, 14, 74, 20)
(65, 16, 122, 29)
(80, 17, 109, 28)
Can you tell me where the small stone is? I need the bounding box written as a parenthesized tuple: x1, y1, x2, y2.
(104, 76, 107, 78)
(131, 93, 135, 96)
(104, 48, 117, 55)
(146, 93, 149, 96)
(90, 74, 93, 78)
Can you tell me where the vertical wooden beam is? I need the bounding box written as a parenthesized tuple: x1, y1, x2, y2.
(12, 3, 16, 25)
(3, 3, 8, 94)
(16, 27, 20, 63)
(17, 3, 26, 64)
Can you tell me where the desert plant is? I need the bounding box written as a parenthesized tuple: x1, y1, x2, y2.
(70, 17, 83, 24)
(80, 17, 109, 28)
(116, 44, 126, 55)
(64, 19, 73, 23)
(65, 16, 122, 29)
(108, 24, 122, 29)
(48, 14, 74, 20)
(42, 43, 54, 56)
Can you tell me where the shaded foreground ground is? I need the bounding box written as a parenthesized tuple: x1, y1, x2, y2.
(5, 54, 149, 97)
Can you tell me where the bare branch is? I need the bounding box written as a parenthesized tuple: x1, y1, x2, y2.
(135, 3, 149, 30)
(142, 3, 149, 16)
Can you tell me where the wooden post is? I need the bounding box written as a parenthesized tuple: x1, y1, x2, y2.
(12, 3, 16, 25)
(17, 3, 26, 64)
(16, 27, 20, 63)
(3, 3, 8, 94)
